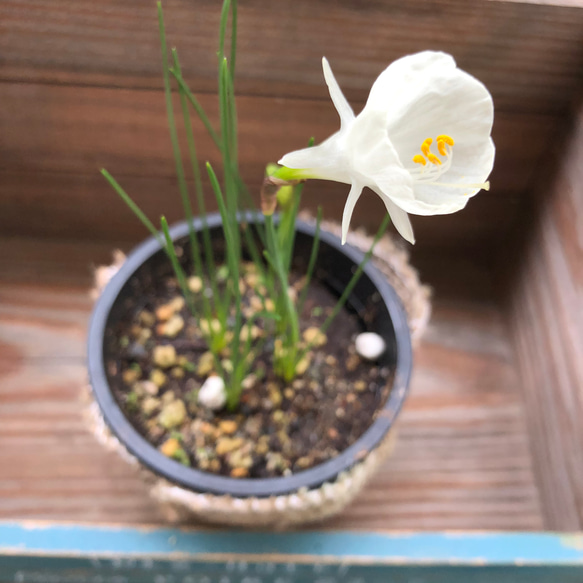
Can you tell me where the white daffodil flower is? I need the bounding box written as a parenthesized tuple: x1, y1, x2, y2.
(278, 51, 495, 244)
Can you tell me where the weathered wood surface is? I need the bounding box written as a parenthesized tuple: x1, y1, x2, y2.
(1, 0, 583, 256)
(510, 106, 583, 531)
(0, 80, 541, 249)
(2, 0, 583, 112)
(0, 237, 543, 530)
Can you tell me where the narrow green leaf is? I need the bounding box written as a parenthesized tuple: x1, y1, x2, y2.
(101, 169, 162, 246)
(206, 161, 243, 354)
(297, 214, 391, 364)
(297, 206, 322, 317)
(218, 0, 232, 64)
(157, 2, 201, 290)
(229, 0, 237, 78)
(160, 216, 195, 316)
(171, 48, 220, 310)
(169, 69, 221, 150)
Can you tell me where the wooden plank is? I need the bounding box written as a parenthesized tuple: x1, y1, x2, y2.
(509, 106, 583, 530)
(0, 80, 547, 249)
(2, 0, 580, 257)
(1, 0, 583, 115)
(1, 0, 583, 264)
(0, 238, 543, 530)
(1, 523, 583, 583)
(0, 83, 548, 186)
(0, 170, 518, 251)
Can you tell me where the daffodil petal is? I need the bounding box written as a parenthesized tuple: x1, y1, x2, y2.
(366, 52, 458, 119)
(373, 187, 415, 244)
(278, 133, 352, 184)
(379, 52, 493, 166)
(278, 145, 323, 171)
(341, 182, 363, 245)
(365, 51, 494, 216)
(347, 108, 398, 173)
(346, 108, 416, 207)
(322, 57, 355, 129)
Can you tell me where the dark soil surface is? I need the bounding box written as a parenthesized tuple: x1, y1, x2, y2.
(105, 264, 393, 479)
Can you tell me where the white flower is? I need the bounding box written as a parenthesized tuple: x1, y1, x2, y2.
(278, 51, 495, 244)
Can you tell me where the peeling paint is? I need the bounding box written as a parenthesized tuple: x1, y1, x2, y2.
(561, 536, 583, 551)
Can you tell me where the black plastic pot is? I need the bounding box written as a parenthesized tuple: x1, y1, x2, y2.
(88, 214, 412, 498)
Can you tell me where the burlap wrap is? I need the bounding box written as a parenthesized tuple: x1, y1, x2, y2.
(86, 221, 431, 528)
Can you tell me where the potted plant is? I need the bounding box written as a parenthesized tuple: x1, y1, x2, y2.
(87, 1, 494, 527)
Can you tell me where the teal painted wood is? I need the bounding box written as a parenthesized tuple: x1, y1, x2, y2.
(1, 522, 582, 583)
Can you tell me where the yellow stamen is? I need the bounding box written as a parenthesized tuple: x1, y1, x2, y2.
(415, 135, 454, 165)
(420, 138, 433, 157)
(436, 134, 454, 146)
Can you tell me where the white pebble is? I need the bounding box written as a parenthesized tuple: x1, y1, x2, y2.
(197, 375, 227, 410)
(355, 332, 386, 361)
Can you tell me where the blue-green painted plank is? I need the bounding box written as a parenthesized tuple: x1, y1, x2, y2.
(1, 556, 583, 583)
(1, 522, 583, 565)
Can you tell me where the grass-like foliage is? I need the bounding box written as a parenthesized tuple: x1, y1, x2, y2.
(101, 1, 388, 409)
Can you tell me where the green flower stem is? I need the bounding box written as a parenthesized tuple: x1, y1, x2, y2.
(297, 206, 322, 317)
(296, 213, 391, 365)
(264, 214, 300, 379)
(271, 166, 312, 182)
(236, 177, 268, 250)
(261, 250, 296, 381)
(271, 203, 296, 336)
(275, 137, 313, 273)
(281, 181, 305, 273)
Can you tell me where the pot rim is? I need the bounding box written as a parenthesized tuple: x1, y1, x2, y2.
(87, 214, 412, 497)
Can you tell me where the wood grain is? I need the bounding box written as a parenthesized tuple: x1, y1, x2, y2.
(510, 105, 583, 530)
(0, 84, 547, 185)
(2, 0, 583, 115)
(0, 81, 548, 251)
(0, 237, 543, 530)
(0, 170, 519, 253)
(1, 0, 583, 258)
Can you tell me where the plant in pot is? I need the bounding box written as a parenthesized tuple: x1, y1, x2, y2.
(88, 0, 494, 527)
